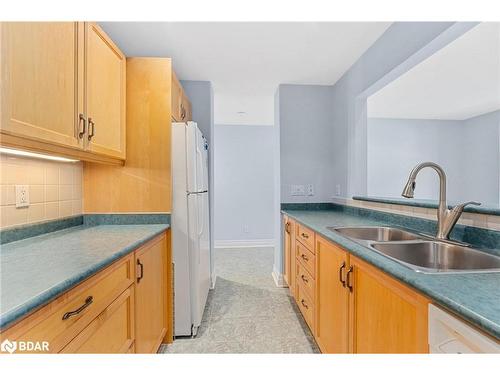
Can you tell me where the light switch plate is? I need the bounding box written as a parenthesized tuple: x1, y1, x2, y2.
(335, 184, 341, 196)
(306, 184, 314, 196)
(291, 184, 306, 196)
(15, 185, 30, 208)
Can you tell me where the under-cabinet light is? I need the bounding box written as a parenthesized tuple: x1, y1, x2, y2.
(0, 147, 79, 163)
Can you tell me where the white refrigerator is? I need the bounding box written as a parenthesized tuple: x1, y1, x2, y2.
(172, 121, 211, 337)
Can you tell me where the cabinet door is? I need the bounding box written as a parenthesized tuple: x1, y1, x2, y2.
(0, 22, 83, 148)
(315, 237, 349, 353)
(61, 287, 135, 353)
(283, 216, 291, 286)
(348, 256, 429, 353)
(289, 220, 297, 297)
(85, 22, 126, 159)
(171, 72, 182, 121)
(135, 235, 167, 353)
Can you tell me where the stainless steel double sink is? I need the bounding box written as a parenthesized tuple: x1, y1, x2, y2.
(328, 226, 500, 274)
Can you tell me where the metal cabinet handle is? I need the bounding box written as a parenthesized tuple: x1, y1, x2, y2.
(78, 113, 87, 139)
(339, 261, 346, 287)
(346, 266, 354, 292)
(301, 232, 309, 239)
(285, 222, 291, 234)
(62, 296, 93, 320)
(301, 254, 309, 262)
(137, 259, 144, 283)
(301, 274, 308, 283)
(87, 118, 95, 141)
(300, 299, 309, 309)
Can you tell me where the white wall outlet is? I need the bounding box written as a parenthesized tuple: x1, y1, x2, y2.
(306, 184, 314, 196)
(243, 224, 250, 233)
(335, 184, 341, 196)
(15, 185, 30, 208)
(291, 184, 306, 196)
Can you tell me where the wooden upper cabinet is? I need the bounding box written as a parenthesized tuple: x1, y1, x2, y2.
(182, 91, 192, 121)
(0, 22, 125, 164)
(348, 256, 429, 353)
(315, 236, 349, 353)
(85, 23, 126, 159)
(134, 234, 167, 353)
(171, 70, 192, 122)
(171, 72, 182, 121)
(0, 22, 82, 149)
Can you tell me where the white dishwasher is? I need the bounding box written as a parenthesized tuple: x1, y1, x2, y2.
(429, 304, 500, 353)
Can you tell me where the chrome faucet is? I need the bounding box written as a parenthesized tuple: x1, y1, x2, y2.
(401, 162, 481, 240)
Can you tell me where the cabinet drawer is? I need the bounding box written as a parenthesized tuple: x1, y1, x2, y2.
(61, 287, 135, 353)
(296, 241, 316, 278)
(297, 283, 315, 333)
(296, 223, 315, 252)
(1, 254, 134, 353)
(296, 261, 315, 299)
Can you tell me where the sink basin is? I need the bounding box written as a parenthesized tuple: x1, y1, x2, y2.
(371, 241, 500, 273)
(329, 226, 424, 242)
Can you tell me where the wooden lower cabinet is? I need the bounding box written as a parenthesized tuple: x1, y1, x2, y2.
(283, 216, 430, 354)
(0, 230, 171, 354)
(134, 234, 168, 353)
(61, 287, 135, 353)
(315, 236, 349, 353)
(348, 256, 429, 353)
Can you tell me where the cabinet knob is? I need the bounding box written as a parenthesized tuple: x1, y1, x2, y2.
(137, 259, 144, 283)
(339, 261, 346, 287)
(346, 266, 354, 292)
(62, 296, 93, 320)
(87, 118, 95, 141)
(78, 113, 87, 139)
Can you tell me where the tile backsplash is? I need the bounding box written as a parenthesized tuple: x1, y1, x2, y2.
(0, 154, 83, 229)
(332, 197, 500, 232)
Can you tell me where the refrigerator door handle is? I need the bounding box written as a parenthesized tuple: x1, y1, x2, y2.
(187, 190, 208, 195)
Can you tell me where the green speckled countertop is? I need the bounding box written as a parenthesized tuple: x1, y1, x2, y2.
(0, 223, 169, 330)
(282, 208, 500, 340)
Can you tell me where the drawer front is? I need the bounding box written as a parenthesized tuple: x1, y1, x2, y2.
(296, 261, 315, 299)
(1, 254, 134, 353)
(61, 287, 135, 353)
(296, 241, 316, 278)
(296, 223, 315, 252)
(297, 283, 315, 333)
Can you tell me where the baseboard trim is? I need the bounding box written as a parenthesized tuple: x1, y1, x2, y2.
(272, 270, 286, 288)
(214, 239, 275, 249)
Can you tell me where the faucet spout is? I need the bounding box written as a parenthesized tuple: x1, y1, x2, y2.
(401, 162, 478, 240)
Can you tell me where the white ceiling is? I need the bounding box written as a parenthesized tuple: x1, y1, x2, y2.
(99, 22, 391, 125)
(368, 22, 500, 121)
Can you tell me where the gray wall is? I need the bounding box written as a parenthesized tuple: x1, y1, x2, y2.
(180, 80, 216, 284)
(274, 22, 476, 279)
(367, 112, 500, 206)
(462, 110, 500, 206)
(214, 125, 275, 243)
(278, 84, 335, 203)
(367, 118, 464, 201)
(329, 22, 468, 197)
